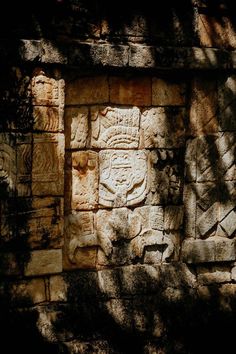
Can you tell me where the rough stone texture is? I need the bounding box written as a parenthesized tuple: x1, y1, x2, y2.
(182, 237, 236, 263)
(66, 76, 109, 105)
(49, 275, 67, 302)
(91, 106, 140, 149)
(152, 78, 186, 106)
(141, 107, 185, 148)
(65, 107, 89, 149)
(197, 265, 231, 284)
(9, 278, 46, 305)
(24, 249, 62, 276)
(109, 77, 151, 106)
(33, 106, 63, 132)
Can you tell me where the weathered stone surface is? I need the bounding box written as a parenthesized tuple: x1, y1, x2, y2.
(164, 206, 183, 232)
(24, 249, 62, 276)
(231, 263, 236, 280)
(64, 340, 110, 354)
(70, 151, 99, 210)
(190, 77, 218, 135)
(91, 106, 140, 149)
(146, 150, 183, 205)
(198, 13, 236, 49)
(49, 275, 67, 302)
(141, 107, 185, 148)
(33, 106, 63, 132)
(65, 107, 88, 149)
(182, 237, 236, 263)
(197, 266, 231, 284)
(129, 45, 155, 68)
(65, 76, 109, 105)
(32, 133, 64, 196)
(31, 71, 65, 106)
(152, 78, 186, 106)
(182, 239, 215, 263)
(9, 278, 46, 305)
(109, 77, 151, 106)
(99, 150, 148, 207)
(218, 75, 236, 131)
(90, 44, 129, 67)
(16, 135, 32, 196)
(0, 133, 16, 196)
(18, 197, 63, 249)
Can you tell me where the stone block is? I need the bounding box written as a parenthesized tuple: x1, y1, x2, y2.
(63, 247, 97, 270)
(152, 78, 186, 106)
(190, 77, 218, 135)
(90, 44, 129, 67)
(181, 239, 215, 263)
(198, 13, 236, 49)
(33, 106, 63, 132)
(218, 75, 236, 131)
(182, 237, 236, 263)
(65, 107, 88, 149)
(146, 150, 183, 205)
(141, 107, 185, 148)
(109, 76, 151, 106)
(129, 45, 155, 68)
(99, 150, 148, 207)
(49, 275, 67, 302)
(197, 266, 231, 284)
(31, 71, 65, 106)
(32, 133, 64, 196)
(9, 278, 46, 305)
(18, 197, 63, 249)
(24, 249, 62, 276)
(65, 76, 109, 105)
(70, 151, 99, 210)
(183, 184, 197, 238)
(105, 299, 133, 329)
(231, 264, 236, 280)
(215, 237, 236, 262)
(91, 106, 140, 149)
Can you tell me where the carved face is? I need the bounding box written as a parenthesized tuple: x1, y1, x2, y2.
(99, 150, 148, 207)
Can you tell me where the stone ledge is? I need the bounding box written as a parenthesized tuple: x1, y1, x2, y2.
(182, 237, 236, 263)
(1, 39, 236, 70)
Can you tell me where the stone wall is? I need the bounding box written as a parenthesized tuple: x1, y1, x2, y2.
(1, 1, 236, 353)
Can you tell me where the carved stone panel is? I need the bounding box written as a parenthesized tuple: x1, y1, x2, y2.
(91, 106, 140, 149)
(71, 151, 99, 210)
(16, 134, 32, 196)
(31, 72, 65, 107)
(32, 133, 64, 196)
(65, 107, 89, 149)
(99, 150, 148, 207)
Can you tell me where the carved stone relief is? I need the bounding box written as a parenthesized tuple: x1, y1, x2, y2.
(0, 133, 16, 196)
(91, 106, 140, 148)
(99, 150, 148, 207)
(71, 151, 99, 210)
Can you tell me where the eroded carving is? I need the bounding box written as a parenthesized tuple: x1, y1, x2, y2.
(31, 72, 64, 106)
(99, 150, 148, 207)
(0, 134, 16, 195)
(146, 150, 183, 205)
(91, 106, 140, 148)
(71, 151, 99, 210)
(65, 107, 88, 149)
